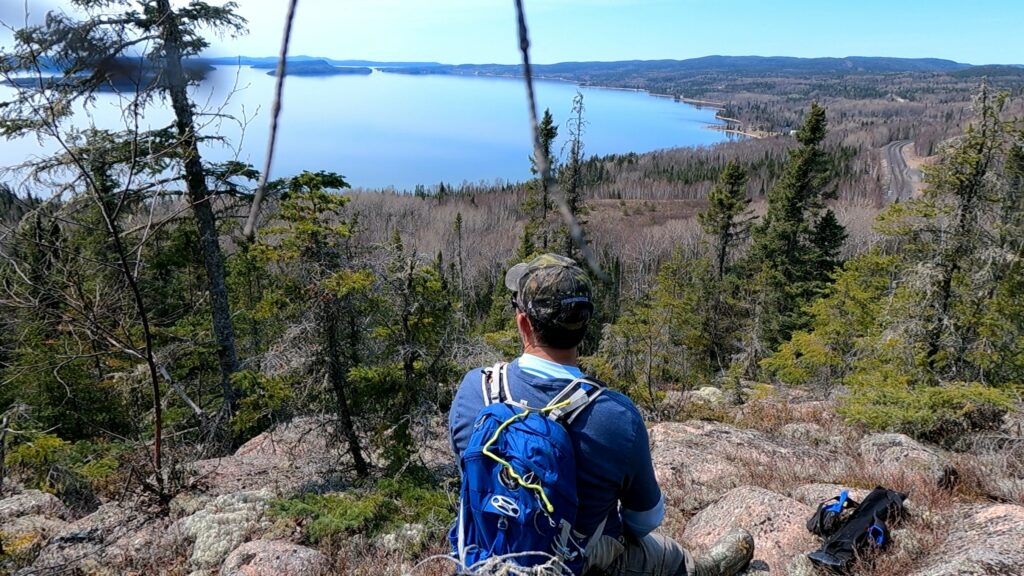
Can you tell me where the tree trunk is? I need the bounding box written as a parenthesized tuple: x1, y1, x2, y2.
(155, 0, 239, 413)
(90, 169, 166, 499)
(323, 300, 369, 478)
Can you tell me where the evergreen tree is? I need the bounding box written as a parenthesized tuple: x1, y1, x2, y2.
(588, 253, 714, 414)
(699, 161, 753, 280)
(560, 92, 589, 259)
(351, 239, 460, 472)
(0, 0, 247, 420)
(808, 209, 848, 279)
(453, 212, 466, 298)
(697, 161, 754, 371)
(255, 171, 369, 477)
(0, 130, 210, 496)
(746, 103, 845, 353)
(762, 87, 1022, 444)
(0, 184, 37, 227)
(520, 108, 559, 254)
(900, 86, 1022, 381)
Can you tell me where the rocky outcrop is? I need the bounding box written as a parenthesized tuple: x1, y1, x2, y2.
(649, 421, 838, 514)
(778, 423, 842, 448)
(14, 502, 161, 576)
(0, 490, 69, 522)
(189, 417, 350, 496)
(221, 540, 331, 576)
(859, 433, 956, 487)
(787, 483, 871, 508)
(682, 486, 817, 575)
(909, 504, 1024, 576)
(6, 411, 1022, 575)
(174, 490, 275, 570)
(0, 515, 68, 564)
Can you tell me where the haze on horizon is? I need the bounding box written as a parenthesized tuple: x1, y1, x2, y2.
(1, 0, 1022, 66)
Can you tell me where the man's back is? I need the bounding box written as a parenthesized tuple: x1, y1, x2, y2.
(447, 253, 753, 575)
(448, 356, 662, 542)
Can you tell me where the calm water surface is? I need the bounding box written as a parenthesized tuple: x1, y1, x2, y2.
(0, 66, 734, 190)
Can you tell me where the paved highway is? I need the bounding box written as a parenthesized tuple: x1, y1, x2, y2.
(883, 139, 915, 202)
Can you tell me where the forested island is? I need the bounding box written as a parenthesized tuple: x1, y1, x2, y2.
(1, 3, 1023, 576)
(251, 59, 372, 77)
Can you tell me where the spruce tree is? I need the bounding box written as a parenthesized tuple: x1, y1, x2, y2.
(762, 86, 1023, 443)
(697, 161, 754, 371)
(746, 102, 844, 353)
(560, 92, 589, 259)
(351, 246, 460, 472)
(255, 171, 369, 477)
(520, 109, 558, 254)
(900, 86, 1023, 381)
(699, 161, 752, 280)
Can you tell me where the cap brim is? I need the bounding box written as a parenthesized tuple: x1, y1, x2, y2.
(505, 262, 531, 292)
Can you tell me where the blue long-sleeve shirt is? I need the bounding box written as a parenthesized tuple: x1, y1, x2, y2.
(448, 355, 665, 541)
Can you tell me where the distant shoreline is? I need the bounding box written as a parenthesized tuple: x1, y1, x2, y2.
(373, 68, 760, 139)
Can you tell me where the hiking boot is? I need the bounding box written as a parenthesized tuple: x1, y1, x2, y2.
(690, 528, 754, 576)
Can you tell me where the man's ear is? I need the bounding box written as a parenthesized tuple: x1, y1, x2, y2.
(516, 311, 534, 343)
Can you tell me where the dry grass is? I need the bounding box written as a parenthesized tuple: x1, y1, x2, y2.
(316, 539, 567, 576)
(732, 397, 836, 434)
(831, 458, 955, 576)
(848, 511, 949, 576)
(313, 528, 461, 576)
(671, 385, 841, 435)
(949, 438, 1024, 505)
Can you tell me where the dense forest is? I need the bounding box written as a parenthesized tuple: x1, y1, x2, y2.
(0, 2, 1022, 574)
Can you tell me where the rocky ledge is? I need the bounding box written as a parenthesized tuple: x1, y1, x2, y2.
(2, 403, 1021, 575)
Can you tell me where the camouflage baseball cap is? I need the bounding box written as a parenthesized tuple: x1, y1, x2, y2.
(505, 253, 594, 330)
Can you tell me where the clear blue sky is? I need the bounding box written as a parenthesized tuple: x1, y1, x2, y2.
(2, 1, 1022, 65)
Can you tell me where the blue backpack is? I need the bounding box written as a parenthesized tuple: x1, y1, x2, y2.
(450, 362, 604, 574)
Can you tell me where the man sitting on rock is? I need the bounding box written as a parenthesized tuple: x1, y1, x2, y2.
(449, 253, 754, 575)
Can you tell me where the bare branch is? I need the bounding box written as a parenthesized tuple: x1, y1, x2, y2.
(512, 0, 605, 277)
(243, 0, 300, 240)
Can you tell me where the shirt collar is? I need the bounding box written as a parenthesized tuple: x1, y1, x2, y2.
(517, 353, 584, 381)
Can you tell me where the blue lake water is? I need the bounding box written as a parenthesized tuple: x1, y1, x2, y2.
(0, 66, 734, 190)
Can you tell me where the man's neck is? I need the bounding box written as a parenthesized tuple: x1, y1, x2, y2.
(522, 344, 579, 367)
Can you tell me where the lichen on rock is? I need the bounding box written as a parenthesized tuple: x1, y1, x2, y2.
(177, 490, 275, 570)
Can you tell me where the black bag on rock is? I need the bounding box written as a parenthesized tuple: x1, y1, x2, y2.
(806, 487, 907, 572)
(806, 490, 860, 537)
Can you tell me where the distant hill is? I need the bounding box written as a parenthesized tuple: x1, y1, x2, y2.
(196, 56, 443, 68)
(383, 55, 976, 78)
(191, 55, 1024, 80)
(950, 64, 1024, 78)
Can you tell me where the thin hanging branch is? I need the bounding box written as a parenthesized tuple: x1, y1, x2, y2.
(512, 0, 606, 279)
(243, 0, 301, 240)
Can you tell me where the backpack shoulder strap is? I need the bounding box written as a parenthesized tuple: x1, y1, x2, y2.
(546, 376, 605, 424)
(481, 362, 510, 406)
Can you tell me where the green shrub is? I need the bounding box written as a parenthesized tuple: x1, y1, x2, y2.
(269, 478, 453, 543)
(231, 370, 295, 441)
(840, 374, 1014, 447)
(4, 433, 71, 493)
(4, 433, 130, 508)
(761, 331, 842, 386)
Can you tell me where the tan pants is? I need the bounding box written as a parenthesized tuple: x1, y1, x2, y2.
(583, 532, 694, 576)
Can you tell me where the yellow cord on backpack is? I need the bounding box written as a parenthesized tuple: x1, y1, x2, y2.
(482, 400, 572, 514)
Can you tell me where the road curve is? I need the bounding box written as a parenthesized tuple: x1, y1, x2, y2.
(883, 139, 914, 202)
